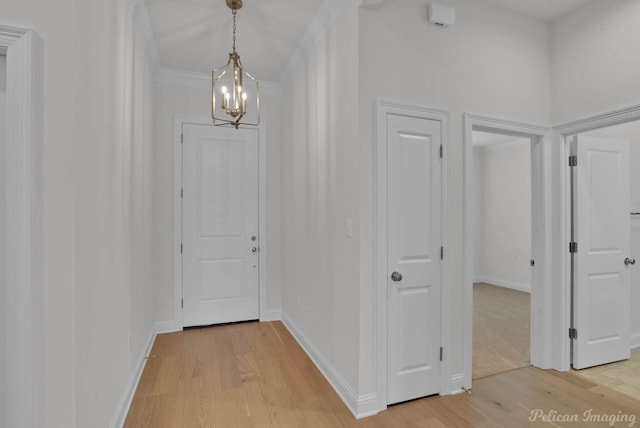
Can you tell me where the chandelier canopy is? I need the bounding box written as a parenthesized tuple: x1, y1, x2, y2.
(211, 0, 259, 129)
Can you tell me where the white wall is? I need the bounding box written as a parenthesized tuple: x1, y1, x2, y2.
(279, 0, 362, 403)
(584, 121, 640, 346)
(2, 4, 78, 425)
(359, 0, 550, 393)
(1, 2, 159, 426)
(473, 139, 531, 292)
(551, 0, 640, 125)
(0, 53, 7, 428)
(153, 74, 284, 324)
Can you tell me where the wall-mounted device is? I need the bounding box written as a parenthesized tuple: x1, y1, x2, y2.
(428, 2, 456, 28)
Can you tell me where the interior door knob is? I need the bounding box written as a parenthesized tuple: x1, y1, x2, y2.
(251, 247, 258, 253)
(624, 257, 636, 266)
(391, 271, 403, 282)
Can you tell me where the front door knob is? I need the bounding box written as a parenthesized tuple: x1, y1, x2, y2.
(391, 271, 403, 282)
(624, 257, 636, 266)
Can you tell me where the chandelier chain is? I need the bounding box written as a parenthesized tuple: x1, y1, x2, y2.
(232, 9, 237, 53)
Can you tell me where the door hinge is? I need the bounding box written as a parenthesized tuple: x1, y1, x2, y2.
(569, 155, 577, 167)
(440, 246, 444, 260)
(439, 347, 443, 361)
(181, 134, 184, 144)
(439, 144, 443, 159)
(180, 244, 183, 254)
(569, 327, 577, 339)
(569, 242, 578, 253)
(181, 188, 183, 199)
(181, 298, 184, 309)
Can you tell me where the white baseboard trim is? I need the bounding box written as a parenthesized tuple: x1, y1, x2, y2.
(473, 276, 531, 293)
(281, 312, 378, 419)
(110, 323, 163, 428)
(260, 310, 282, 322)
(631, 333, 640, 349)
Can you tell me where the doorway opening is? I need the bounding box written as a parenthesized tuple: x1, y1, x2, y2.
(463, 113, 551, 389)
(471, 130, 532, 379)
(566, 119, 640, 401)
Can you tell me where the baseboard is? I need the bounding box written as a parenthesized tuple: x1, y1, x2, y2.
(260, 310, 282, 322)
(280, 312, 378, 419)
(473, 276, 531, 293)
(109, 324, 158, 428)
(631, 333, 640, 349)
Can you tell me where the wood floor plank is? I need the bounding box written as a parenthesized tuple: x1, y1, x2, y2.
(124, 321, 640, 427)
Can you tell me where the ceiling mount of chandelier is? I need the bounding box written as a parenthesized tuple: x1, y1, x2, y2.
(211, 0, 260, 129)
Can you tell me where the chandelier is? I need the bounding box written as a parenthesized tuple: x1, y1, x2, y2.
(211, 0, 260, 129)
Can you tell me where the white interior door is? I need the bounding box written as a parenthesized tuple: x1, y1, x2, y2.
(387, 113, 442, 404)
(572, 135, 630, 369)
(182, 123, 259, 327)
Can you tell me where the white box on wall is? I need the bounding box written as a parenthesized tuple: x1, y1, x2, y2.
(428, 2, 456, 27)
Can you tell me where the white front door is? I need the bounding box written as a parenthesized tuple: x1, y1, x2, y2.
(387, 113, 442, 404)
(572, 135, 631, 369)
(182, 123, 259, 327)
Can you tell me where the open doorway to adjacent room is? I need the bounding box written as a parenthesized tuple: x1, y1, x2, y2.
(471, 130, 532, 379)
(567, 119, 640, 401)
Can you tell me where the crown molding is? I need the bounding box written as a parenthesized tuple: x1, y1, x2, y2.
(155, 67, 282, 98)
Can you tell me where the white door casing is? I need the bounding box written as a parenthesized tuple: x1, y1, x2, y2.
(1, 25, 43, 428)
(182, 123, 259, 327)
(386, 113, 442, 404)
(571, 135, 631, 369)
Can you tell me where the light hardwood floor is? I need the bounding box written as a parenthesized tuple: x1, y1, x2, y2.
(473, 283, 530, 379)
(574, 347, 640, 401)
(125, 321, 640, 427)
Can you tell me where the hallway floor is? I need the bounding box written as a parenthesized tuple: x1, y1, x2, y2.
(574, 347, 640, 401)
(473, 282, 530, 379)
(124, 321, 639, 427)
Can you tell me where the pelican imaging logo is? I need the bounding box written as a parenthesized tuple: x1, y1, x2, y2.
(529, 409, 636, 427)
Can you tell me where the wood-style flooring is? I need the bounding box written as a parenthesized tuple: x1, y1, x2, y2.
(124, 321, 640, 427)
(473, 283, 530, 379)
(574, 347, 640, 401)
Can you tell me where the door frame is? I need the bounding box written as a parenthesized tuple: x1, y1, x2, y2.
(463, 114, 553, 386)
(374, 100, 450, 412)
(173, 116, 268, 329)
(555, 104, 640, 357)
(1, 25, 44, 427)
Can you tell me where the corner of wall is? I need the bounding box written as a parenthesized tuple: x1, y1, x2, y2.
(280, 312, 378, 419)
(109, 323, 158, 428)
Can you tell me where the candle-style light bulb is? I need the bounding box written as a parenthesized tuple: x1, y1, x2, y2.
(221, 86, 228, 109)
(242, 92, 247, 114)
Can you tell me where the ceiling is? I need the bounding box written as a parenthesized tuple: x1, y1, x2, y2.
(145, 0, 325, 81)
(144, 0, 592, 81)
